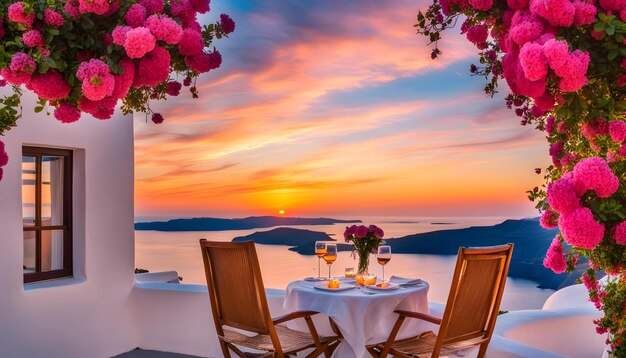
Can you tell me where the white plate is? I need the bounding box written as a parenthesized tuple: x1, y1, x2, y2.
(366, 282, 400, 290)
(304, 277, 327, 282)
(314, 283, 355, 291)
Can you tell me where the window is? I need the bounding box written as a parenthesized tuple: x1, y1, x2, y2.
(22, 147, 73, 283)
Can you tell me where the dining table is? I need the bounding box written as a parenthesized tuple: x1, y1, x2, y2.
(282, 277, 434, 358)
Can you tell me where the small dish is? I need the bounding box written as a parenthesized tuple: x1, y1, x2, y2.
(314, 283, 355, 291)
(366, 282, 400, 291)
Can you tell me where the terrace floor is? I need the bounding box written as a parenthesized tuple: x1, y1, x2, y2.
(114, 349, 203, 358)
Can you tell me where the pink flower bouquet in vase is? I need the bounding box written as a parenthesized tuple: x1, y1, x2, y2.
(343, 225, 385, 275)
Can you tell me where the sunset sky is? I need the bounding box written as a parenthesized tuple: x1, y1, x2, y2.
(133, 0, 550, 219)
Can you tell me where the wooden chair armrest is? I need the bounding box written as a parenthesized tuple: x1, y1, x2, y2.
(272, 310, 319, 325)
(394, 310, 442, 325)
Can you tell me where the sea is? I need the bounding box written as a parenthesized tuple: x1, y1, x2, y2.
(135, 216, 556, 311)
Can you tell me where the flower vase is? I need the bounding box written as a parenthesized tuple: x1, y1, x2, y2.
(357, 253, 370, 275)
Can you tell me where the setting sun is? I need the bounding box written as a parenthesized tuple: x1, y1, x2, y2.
(278, 210, 285, 215)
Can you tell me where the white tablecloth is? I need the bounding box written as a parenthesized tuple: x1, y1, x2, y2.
(283, 280, 433, 358)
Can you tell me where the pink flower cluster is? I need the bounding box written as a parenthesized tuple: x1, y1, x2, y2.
(546, 158, 619, 250)
(0, 0, 232, 128)
(609, 120, 626, 143)
(344, 224, 385, 241)
(0, 140, 7, 181)
(27, 70, 71, 100)
(613, 221, 626, 245)
(543, 236, 567, 273)
(77, 59, 115, 101)
(8, 2, 35, 29)
(540, 209, 558, 229)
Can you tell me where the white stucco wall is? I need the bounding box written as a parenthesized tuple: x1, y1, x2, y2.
(0, 97, 137, 358)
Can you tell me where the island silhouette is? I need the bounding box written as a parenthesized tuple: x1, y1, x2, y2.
(134, 216, 361, 231)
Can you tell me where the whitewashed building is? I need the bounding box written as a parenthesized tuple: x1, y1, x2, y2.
(0, 98, 611, 357)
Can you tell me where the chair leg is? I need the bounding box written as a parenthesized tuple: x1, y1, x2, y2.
(218, 340, 231, 358)
(478, 341, 490, 358)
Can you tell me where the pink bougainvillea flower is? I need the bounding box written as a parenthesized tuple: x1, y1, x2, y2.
(190, 0, 210, 14)
(111, 58, 135, 100)
(140, 0, 165, 14)
(77, 59, 115, 101)
(28, 70, 71, 101)
(22, 30, 44, 48)
(599, 0, 626, 13)
(573, 157, 619, 198)
(549, 141, 564, 166)
(79, 96, 117, 120)
(178, 28, 204, 56)
(469, 0, 493, 10)
(547, 175, 580, 213)
(609, 120, 626, 143)
(145, 15, 183, 44)
(510, 11, 544, 46)
(507, 0, 529, 9)
(0, 140, 8, 167)
(166, 81, 182, 96)
(44, 8, 64, 27)
(540, 209, 559, 229)
(559, 207, 605, 250)
(530, 0, 575, 27)
(543, 236, 567, 273)
(54, 103, 81, 124)
(614, 221, 626, 245)
(560, 153, 577, 167)
(112, 26, 132, 46)
(542, 38, 570, 71)
(125, 4, 147, 28)
(78, 0, 110, 15)
(520, 42, 548, 81)
(8, 2, 35, 29)
(220, 14, 235, 34)
(2, 52, 36, 85)
(171, 0, 195, 24)
(466, 25, 488, 45)
(151, 113, 164, 124)
(123, 27, 156, 59)
(573, 0, 597, 25)
(64, 0, 81, 18)
(132, 46, 170, 87)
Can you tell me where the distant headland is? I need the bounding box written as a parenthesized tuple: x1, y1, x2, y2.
(233, 218, 584, 290)
(134, 216, 361, 232)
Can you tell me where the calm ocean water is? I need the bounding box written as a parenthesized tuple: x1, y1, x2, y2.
(134, 216, 555, 310)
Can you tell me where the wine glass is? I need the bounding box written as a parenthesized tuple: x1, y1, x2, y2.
(323, 244, 338, 279)
(315, 241, 327, 280)
(377, 245, 391, 282)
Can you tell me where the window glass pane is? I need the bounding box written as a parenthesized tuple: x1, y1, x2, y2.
(42, 156, 64, 226)
(23, 231, 36, 272)
(41, 230, 65, 272)
(22, 156, 36, 227)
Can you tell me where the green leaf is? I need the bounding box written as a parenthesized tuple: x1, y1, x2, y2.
(594, 22, 605, 32)
(33, 106, 44, 113)
(608, 49, 619, 60)
(606, 26, 615, 35)
(616, 32, 624, 43)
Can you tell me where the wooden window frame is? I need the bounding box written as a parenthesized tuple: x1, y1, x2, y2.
(23, 146, 73, 284)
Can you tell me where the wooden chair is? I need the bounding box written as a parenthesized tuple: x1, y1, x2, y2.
(366, 244, 514, 358)
(199, 240, 338, 358)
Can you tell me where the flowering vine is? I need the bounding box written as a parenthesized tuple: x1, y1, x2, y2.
(0, 0, 234, 179)
(416, 0, 626, 354)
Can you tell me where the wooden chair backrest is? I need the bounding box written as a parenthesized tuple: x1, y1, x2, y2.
(435, 244, 513, 354)
(199, 240, 274, 335)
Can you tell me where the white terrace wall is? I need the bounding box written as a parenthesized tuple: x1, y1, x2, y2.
(0, 96, 137, 358)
